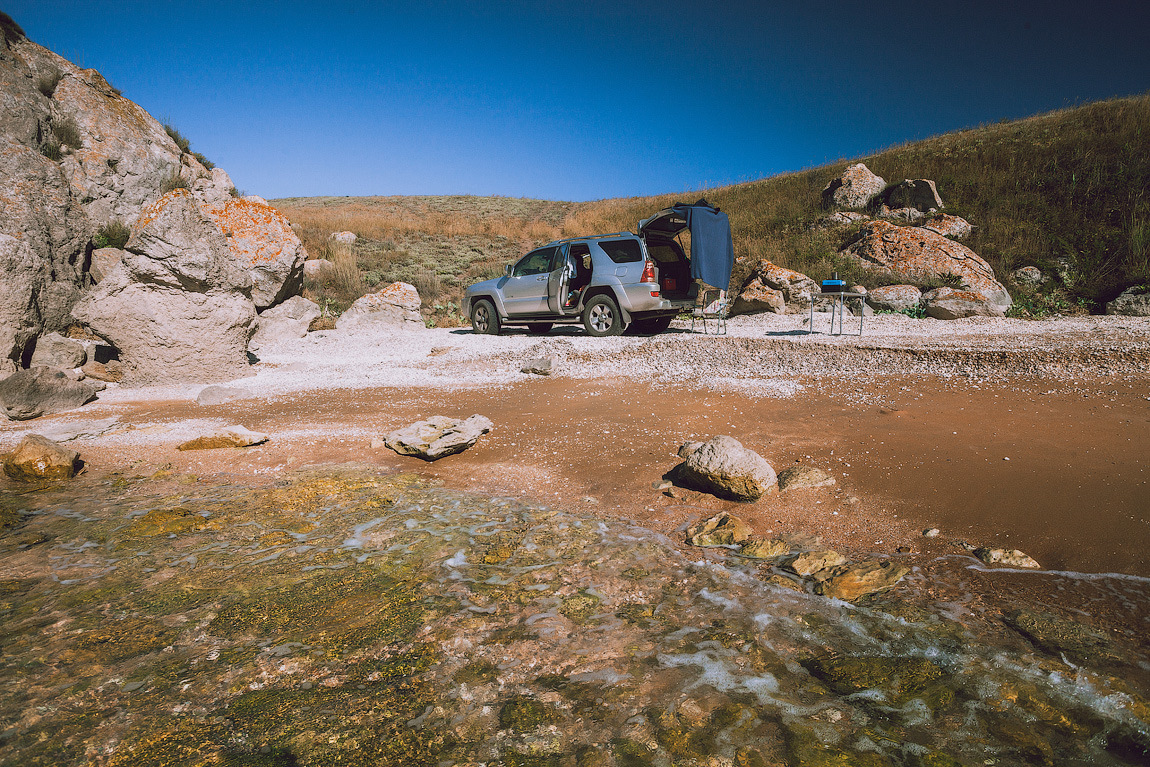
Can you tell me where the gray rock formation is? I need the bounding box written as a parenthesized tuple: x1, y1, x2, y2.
(865, 284, 922, 313)
(72, 191, 257, 384)
(731, 260, 818, 316)
(1106, 287, 1150, 316)
(1011, 265, 1047, 286)
(382, 414, 493, 461)
(878, 179, 944, 212)
(678, 435, 777, 501)
(922, 214, 973, 240)
(303, 258, 334, 279)
(336, 282, 423, 330)
(250, 296, 321, 349)
(921, 287, 1006, 319)
(89, 247, 125, 283)
(821, 163, 886, 210)
(0, 366, 103, 420)
(520, 357, 553, 376)
(29, 332, 86, 368)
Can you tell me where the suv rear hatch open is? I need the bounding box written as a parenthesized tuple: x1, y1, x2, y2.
(639, 198, 734, 295)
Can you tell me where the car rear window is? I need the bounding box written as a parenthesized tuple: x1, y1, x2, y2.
(646, 242, 685, 263)
(599, 239, 642, 264)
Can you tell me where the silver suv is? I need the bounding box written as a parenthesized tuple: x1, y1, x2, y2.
(462, 211, 699, 336)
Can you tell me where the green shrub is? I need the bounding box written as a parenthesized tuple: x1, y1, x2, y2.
(51, 117, 82, 149)
(36, 68, 61, 97)
(92, 220, 130, 250)
(363, 270, 383, 287)
(40, 139, 62, 161)
(159, 168, 189, 194)
(163, 124, 190, 153)
(191, 151, 214, 170)
(411, 269, 442, 301)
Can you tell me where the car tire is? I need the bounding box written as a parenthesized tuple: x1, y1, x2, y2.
(527, 323, 553, 335)
(629, 316, 674, 335)
(582, 294, 624, 337)
(471, 299, 501, 335)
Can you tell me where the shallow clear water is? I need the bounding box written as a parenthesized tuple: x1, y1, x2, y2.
(0, 468, 1147, 766)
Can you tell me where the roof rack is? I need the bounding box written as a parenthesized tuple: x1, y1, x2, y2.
(545, 231, 634, 246)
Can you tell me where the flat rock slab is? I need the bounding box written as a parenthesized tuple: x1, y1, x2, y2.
(177, 426, 269, 451)
(38, 417, 121, 442)
(678, 435, 776, 501)
(777, 465, 836, 492)
(739, 536, 790, 559)
(787, 549, 848, 576)
(383, 415, 492, 461)
(0, 367, 103, 421)
(686, 512, 752, 547)
(3, 434, 81, 480)
(815, 559, 911, 602)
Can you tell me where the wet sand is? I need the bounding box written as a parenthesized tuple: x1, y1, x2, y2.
(45, 371, 1150, 578)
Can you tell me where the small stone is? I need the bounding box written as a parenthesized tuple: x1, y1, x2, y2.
(520, 357, 553, 375)
(975, 547, 1041, 569)
(777, 465, 836, 492)
(787, 549, 848, 576)
(2, 434, 81, 481)
(177, 425, 269, 451)
(678, 435, 776, 501)
(383, 414, 493, 460)
(196, 385, 245, 406)
(686, 512, 752, 547)
(651, 479, 673, 490)
(923, 528, 940, 538)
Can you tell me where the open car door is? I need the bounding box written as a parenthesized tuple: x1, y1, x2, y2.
(546, 244, 572, 315)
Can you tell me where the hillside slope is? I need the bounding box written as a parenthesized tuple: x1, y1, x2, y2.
(275, 94, 1150, 322)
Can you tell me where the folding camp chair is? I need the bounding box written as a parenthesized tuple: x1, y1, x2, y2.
(691, 289, 729, 335)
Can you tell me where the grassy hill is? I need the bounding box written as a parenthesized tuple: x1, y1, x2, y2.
(274, 94, 1150, 324)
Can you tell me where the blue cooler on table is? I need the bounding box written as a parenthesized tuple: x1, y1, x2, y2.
(821, 279, 845, 293)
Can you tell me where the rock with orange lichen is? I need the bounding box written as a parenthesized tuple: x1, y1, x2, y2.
(730, 260, 818, 316)
(922, 287, 1006, 320)
(841, 220, 1011, 308)
(200, 195, 306, 309)
(821, 163, 886, 209)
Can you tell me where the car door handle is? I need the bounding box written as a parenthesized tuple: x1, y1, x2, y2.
(537, 276, 546, 281)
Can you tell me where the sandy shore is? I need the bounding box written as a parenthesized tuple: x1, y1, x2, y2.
(3, 312, 1148, 577)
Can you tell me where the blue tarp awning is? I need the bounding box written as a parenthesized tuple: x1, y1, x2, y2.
(679, 202, 734, 291)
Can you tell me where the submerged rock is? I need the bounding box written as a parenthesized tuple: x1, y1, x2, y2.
(816, 559, 911, 602)
(383, 414, 493, 460)
(678, 435, 776, 501)
(2, 434, 81, 480)
(177, 425, 269, 451)
(1003, 610, 1121, 666)
(685, 512, 751, 547)
(739, 536, 790, 559)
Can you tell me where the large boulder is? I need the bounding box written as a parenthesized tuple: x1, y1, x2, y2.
(1106, 287, 1150, 316)
(841, 220, 1011, 308)
(878, 179, 944, 212)
(865, 284, 922, 313)
(200, 197, 306, 309)
(731, 260, 817, 315)
(0, 366, 103, 420)
(821, 163, 886, 210)
(29, 332, 86, 368)
(2, 434, 80, 480)
(382, 414, 493, 460)
(250, 296, 321, 349)
(72, 191, 257, 384)
(336, 282, 423, 330)
(921, 287, 1006, 319)
(678, 435, 777, 501)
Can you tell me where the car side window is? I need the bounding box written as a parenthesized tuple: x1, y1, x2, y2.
(513, 247, 556, 277)
(599, 239, 643, 264)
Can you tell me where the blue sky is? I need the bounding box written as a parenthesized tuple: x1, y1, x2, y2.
(10, 1, 1150, 201)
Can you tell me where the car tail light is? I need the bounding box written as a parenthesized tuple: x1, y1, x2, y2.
(640, 260, 657, 283)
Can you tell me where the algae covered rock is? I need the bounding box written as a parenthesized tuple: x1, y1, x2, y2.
(786, 549, 847, 577)
(816, 559, 910, 602)
(1003, 609, 1121, 666)
(2, 433, 80, 480)
(686, 512, 752, 547)
(804, 654, 947, 706)
(776, 465, 836, 492)
(739, 536, 790, 559)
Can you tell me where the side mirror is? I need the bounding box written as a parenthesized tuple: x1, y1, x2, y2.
(504, 264, 513, 277)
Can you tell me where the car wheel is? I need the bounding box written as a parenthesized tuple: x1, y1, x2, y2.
(471, 299, 500, 335)
(629, 316, 674, 335)
(527, 323, 553, 335)
(582, 294, 624, 337)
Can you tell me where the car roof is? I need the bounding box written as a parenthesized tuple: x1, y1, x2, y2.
(540, 231, 636, 248)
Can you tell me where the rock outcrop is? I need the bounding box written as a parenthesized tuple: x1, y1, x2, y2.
(678, 436, 776, 501)
(200, 197, 305, 309)
(0, 366, 102, 420)
(841, 220, 1011, 308)
(821, 163, 886, 210)
(730, 261, 818, 316)
(922, 214, 973, 240)
(1106, 287, 1150, 316)
(2, 434, 80, 480)
(878, 179, 944, 212)
(865, 284, 922, 313)
(72, 190, 257, 384)
(28, 332, 86, 368)
(921, 287, 1005, 319)
(336, 282, 423, 330)
(383, 415, 493, 460)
